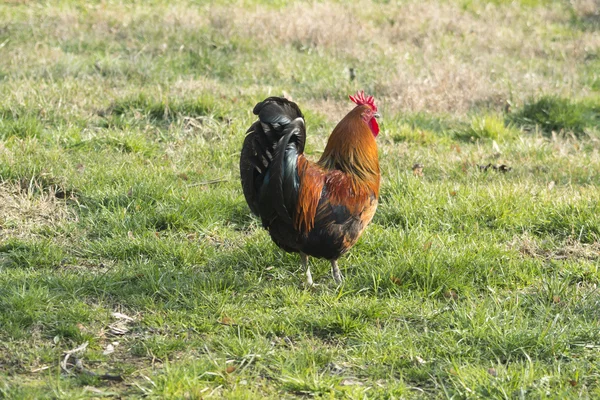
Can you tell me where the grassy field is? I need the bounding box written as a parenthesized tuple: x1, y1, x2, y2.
(1, 0, 599, 398)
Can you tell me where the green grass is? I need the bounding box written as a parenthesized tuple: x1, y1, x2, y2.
(1, 0, 600, 398)
(509, 96, 600, 136)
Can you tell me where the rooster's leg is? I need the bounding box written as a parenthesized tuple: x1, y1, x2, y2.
(331, 260, 343, 284)
(301, 252, 314, 286)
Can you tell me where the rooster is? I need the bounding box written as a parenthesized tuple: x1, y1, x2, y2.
(240, 91, 380, 285)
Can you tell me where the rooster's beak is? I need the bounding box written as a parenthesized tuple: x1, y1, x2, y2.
(374, 112, 381, 119)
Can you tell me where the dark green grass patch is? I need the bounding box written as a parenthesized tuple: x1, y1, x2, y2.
(0, 116, 44, 140)
(0, 239, 69, 270)
(509, 96, 600, 136)
(105, 93, 230, 123)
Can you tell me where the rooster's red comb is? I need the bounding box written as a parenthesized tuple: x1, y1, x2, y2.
(349, 91, 377, 112)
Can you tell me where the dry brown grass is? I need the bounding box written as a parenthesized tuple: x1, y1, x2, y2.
(256, 1, 593, 113)
(572, 0, 600, 18)
(242, 2, 365, 51)
(0, 181, 74, 241)
(221, 0, 599, 113)
(514, 234, 600, 261)
(1, 0, 598, 117)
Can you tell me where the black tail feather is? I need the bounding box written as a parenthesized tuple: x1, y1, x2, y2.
(240, 97, 306, 227)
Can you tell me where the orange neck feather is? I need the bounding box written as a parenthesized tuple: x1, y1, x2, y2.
(318, 105, 380, 194)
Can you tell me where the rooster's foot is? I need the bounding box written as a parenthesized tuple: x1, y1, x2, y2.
(331, 260, 343, 284)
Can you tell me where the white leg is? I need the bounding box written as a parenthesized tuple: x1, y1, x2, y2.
(301, 253, 314, 286)
(331, 259, 343, 284)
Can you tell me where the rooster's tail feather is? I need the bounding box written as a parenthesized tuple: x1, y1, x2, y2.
(240, 97, 305, 227)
